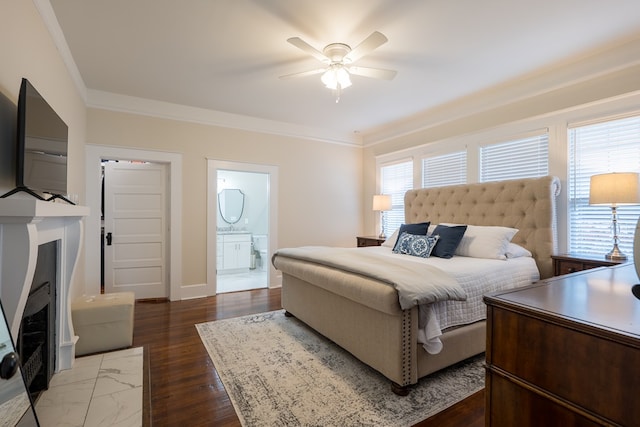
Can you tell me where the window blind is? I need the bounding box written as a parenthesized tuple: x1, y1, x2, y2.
(479, 133, 549, 182)
(422, 151, 467, 188)
(568, 115, 640, 257)
(380, 160, 413, 235)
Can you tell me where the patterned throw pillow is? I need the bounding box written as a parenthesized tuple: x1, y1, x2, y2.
(391, 222, 431, 252)
(392, 232, 440, 258)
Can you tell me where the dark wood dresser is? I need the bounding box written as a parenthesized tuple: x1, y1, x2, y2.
(484, 263, 640, 426)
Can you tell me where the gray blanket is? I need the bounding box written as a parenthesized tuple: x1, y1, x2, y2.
(273, 246, 466, 309)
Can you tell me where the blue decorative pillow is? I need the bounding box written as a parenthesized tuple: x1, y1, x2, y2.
(393, 232, 440, 258)
(391, 222, 431, 252)
(431, 224, 467, 259)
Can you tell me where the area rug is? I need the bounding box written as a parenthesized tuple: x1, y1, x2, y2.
(196, 310, 484, 427)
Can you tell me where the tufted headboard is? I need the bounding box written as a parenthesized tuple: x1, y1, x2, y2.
(404, 176, 561, 279)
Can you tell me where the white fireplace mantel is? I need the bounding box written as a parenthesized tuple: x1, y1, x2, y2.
(0, 198, 89, 371)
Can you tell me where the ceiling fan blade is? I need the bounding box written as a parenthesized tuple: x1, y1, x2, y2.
(279, 68, 326, 79)
(343, 31, 388, 63)
(348, 66, 397, 80)
(286, 37, 329, 63)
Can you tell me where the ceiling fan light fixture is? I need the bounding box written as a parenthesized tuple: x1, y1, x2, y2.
(321, 65, 352, 90)
(283, 31, 394, 103)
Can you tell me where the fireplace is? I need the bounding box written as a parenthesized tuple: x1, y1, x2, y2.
(18, 240, 57, 399)
(0, 198, 89, 373)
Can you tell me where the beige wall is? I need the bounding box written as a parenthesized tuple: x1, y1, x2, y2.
(0, 1, 87, 300)
(86, 108, 363, 289)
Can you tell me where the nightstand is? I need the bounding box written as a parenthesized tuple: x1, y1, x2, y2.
(356, 236, 386, 247)
(551, 253, 626, 276)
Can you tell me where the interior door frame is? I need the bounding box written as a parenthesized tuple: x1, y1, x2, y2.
(85, 144, 183, 300)
(207, 159, 279, 296)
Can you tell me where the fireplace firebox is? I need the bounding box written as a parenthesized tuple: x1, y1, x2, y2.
(17, 240, 57, 400)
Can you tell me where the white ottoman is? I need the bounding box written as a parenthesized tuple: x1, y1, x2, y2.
(72, 292, 135, 356)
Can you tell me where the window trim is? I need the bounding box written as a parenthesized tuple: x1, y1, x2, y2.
(373, 92, 640, 255)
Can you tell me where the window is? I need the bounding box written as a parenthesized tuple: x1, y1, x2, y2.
(479, 133, 549, 182)
(422, 151, 466, 188)
(380, 160, 413, 235)
(568, 115, 640, 257)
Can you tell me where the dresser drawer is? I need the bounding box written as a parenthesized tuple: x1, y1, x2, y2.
(356, 236, 385, 247)
(486, 305, 640, 426)
(552, 254, 623, 276)
(555, 260, 584, 275)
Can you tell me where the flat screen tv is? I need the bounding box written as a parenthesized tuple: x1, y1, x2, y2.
(1, 78, 69, 202)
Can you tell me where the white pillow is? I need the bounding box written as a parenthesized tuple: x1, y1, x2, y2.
(505, 242, 532, 258)
(443, 224, 518, 260)
(381, 228, 399, 248)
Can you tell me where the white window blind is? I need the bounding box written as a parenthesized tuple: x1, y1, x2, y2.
(380, 160, 413, 235)
(479, 133, 549, 182)
(568, 115, 640, 257)
(422, 151, 467, 188)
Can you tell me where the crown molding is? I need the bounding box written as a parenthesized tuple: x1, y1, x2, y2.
(36, 1, 361, 147)
(85, 90, 362, 147)
(34, 0, 87, 103)
(362, 34, 640, 147)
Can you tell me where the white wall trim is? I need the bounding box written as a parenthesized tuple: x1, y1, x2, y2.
(84, 144, 183, 300)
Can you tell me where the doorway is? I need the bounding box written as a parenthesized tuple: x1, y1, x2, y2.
(85, 145, 183, 300)
(207, 160, 278, 295)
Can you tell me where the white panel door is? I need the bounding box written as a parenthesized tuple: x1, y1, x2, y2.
(103, 162, 168, 299)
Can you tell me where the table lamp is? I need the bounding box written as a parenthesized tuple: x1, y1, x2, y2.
(589, 172, 640, 261)
(372, 194, 392, 239)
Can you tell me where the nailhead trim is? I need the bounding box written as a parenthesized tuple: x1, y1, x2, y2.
(401, 309, 412, 386)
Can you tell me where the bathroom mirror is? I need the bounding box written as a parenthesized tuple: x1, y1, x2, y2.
(218, 188, 245, 224)
(0, 300, 39, 426)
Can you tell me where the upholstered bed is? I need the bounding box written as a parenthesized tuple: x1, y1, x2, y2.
(272, 176, 560, 393)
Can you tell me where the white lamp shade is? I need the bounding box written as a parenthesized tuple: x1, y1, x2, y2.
(589, 172, 640, 206)
(372, 194, 392, 211)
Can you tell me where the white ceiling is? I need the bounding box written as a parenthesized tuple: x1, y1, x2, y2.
(48, 0, 640, 145)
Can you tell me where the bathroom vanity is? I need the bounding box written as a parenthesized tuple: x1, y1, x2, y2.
(217, 232, 252, 273)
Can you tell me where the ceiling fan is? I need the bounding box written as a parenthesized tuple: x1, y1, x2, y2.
(280, 31, 397, 102)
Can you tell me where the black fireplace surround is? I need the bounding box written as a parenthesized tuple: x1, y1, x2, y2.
(18, 240, 57, 400)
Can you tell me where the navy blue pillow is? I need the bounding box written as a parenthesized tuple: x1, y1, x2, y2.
(430, 224, 467, 259)
(392, 222, 430, 252)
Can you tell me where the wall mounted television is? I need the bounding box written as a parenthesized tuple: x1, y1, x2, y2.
(0, 78, 70, 203)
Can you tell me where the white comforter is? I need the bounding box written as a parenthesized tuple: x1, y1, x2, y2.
(274, 246, 466, 309)
(357, 246, 539, 353)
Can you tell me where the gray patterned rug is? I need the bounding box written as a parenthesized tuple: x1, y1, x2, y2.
(196, 310, 484, 427)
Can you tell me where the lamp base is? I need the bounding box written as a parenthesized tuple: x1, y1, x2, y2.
(378, 232, 386, 239)
(605, 244, 627, 261)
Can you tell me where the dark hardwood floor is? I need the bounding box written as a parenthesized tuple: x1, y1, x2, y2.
(133, 287, 484, 427)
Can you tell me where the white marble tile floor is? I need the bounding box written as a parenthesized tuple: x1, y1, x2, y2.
(217, 268, 267, 293)
(35, 347, 143, 427)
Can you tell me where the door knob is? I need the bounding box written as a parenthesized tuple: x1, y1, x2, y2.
(106, 232, 113, 246)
